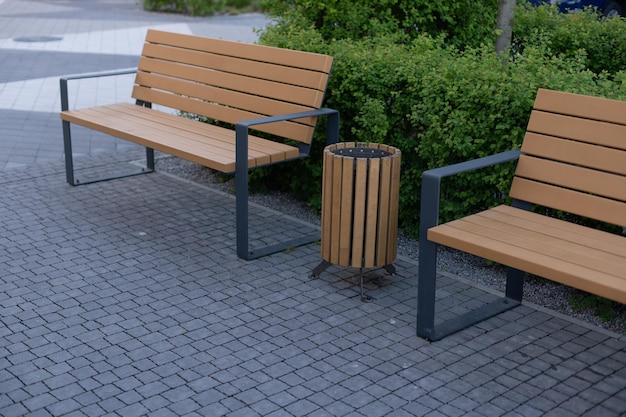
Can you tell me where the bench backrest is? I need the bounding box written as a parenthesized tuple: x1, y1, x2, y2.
(132, 29, 334, 145)
(510, 88, 626, 227)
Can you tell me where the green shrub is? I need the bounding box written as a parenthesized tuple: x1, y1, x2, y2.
(260, 0, 498, 49)
(514, 2, 626, 75)
(257, 6, 626, 237)
(143, 0, 260, 16)
(569, 292, 616, 322)
(143, 0, 213, 15)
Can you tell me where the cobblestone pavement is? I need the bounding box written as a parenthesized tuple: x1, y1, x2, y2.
(1, 1, 625, 416)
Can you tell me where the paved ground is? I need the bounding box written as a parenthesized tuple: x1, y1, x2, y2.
(1, 1, 625, 416)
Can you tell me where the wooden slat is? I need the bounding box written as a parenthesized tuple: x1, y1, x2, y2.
(63, 108, 237, 172)
(351, 158, 368, 268)
(430, 210, 626, 278)
(135, 58, 324, 109)
(92, 105, 297, 166)
(510, 177, 626, 227)
(534, 88, 626, 127)
(376, 157, 392, 267)
(461, 212, 626, 274)
(339, 156, 354, 267)
(126, 30, 333, 148)
(132, 86, 315, 144)
(329, 153, 344, 265)
(134, 71, 319, 126)
(86, 104, 293, 161)
(61, 103, 300, 173)
(321, 149, 334, 261)
(140, 44, 330, 91)
(515, 155, 626, 202)
(487, 206, 626, 257)
(526, 110, 626, 151)
(111, 103, 299, 160)
(387, 148, 401, 262)
(364, 158, 380, 268)
(429, 226, 626, 304)
(521, 133, 626, 176)
(428, 206, 626, 304)
(145, 29, 334, 73)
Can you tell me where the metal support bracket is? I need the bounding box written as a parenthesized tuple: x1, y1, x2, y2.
(311, 260, 395, 303)
(60, 69, 154, 186)
(417, 149, 523, 341)
(235, 108, 340, 260)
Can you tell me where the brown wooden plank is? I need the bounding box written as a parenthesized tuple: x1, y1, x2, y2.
(459, 212, 626, 274)
(145, 29, 334, 73)
(515, 155, 626, 202)
(510, 177, 626, 226)
(521, 133, 626, 176)
(428, 220, 626, 304)
(376, 157, 392, 267)
(351, 158, 368, 268)
(526, 110, 626, 151)
(329, 154, 344, 265)
(63, 106, 254, 171)
(140, 44, 330, 92)
(364, 158, 380, 268)
(136, 58, 326, 109)
(432, 215, 626, 279)
(114, 104, 300, 162)
(321, 149, 334, 261)
(61, 104, 301, 173)
(132, 86, 315, 144)
(82, 105, 278, 166)
(339, 156, 355, 267)
(488, 206, 626, 257)
(534, 88, 626, 127)
(135, 69, 321, 120)
(63, 108, 235, 172)
(387, 150, 401, 262)
(102, 103, 299, 161)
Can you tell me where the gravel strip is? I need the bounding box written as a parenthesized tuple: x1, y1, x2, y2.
(155, 155, 626, 335)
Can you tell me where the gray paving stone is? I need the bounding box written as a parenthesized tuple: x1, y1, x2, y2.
(1, 2, 626, 417)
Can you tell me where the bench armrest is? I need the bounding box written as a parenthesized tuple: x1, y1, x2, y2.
(236, 107, 340, 146)
(419, 149, 520, 238)
(235, 108, 340, 167)
(59, 68, 137, 111)
(233, 108, 340, 260)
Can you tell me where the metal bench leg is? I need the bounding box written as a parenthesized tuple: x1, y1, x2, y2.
(505, 267, 524, 302)
(146, 147, 155, 171)
(416, 151, 524, 341)
(417, 243, 522, 341)
(62, 119, 155, 186)
(235, 125, 319, 260)
(235, 144, 250, 260)
(62, 120, 76, 185)
(417, 239, 438, 340)
(417, 170, 520, 341)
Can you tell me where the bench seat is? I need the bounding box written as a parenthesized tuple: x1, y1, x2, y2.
(62, 102, 300, 173)
(429, 204, 626, 304)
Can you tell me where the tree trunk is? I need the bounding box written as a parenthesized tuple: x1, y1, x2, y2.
(496, 0, 516, 55)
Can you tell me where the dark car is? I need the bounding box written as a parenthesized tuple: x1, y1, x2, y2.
(531, 0, 625, 17)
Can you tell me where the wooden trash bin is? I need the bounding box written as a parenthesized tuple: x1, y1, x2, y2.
(312, 142, 401, 299)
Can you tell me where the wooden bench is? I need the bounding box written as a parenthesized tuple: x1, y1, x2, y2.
(60, 29, 339, 260)
(417, 88, 626, 341)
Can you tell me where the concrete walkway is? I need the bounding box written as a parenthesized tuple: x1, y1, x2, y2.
(0, 1, 625, 416)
